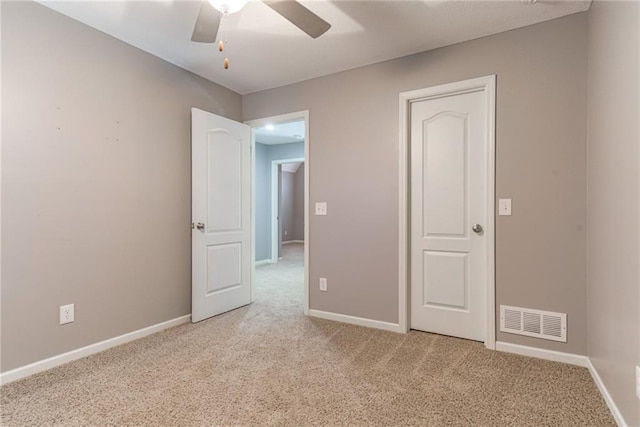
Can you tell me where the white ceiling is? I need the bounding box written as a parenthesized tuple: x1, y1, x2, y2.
(254, 120, 305, 144)
(39, 0, 591, 95)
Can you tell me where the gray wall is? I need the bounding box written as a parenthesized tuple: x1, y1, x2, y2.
(281, 165, 305, 243)
(293, 164, 305, 241)
(281, 171, 295, 242)
(254, 143, 270, 261)
(277, 166, 283, 258)
(243, 13, 589, 354)
(1, 2, 242, 372)
(586, 1, 640, 424)
(254, 142, 304, 262)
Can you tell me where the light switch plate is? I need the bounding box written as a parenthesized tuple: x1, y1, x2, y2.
(315, 202, 327, 216)
(499, 198, 512, 216)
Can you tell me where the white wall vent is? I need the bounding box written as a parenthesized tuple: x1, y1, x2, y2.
(500, 305, 567, 342)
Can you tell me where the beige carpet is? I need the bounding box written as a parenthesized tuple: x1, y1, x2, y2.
(1, 243, 615, 426)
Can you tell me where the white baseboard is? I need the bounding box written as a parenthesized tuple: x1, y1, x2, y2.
(282, 240, 304, 245)
(491, 342, 625, 425)
(308, 309, 403, 333)
(586, 359, 627, 427)
(255, 259, 273, 266)
(495, 341, 588, 367)
(0, 314, 191, 385)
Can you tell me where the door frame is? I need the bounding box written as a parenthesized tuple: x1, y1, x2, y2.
(245, 111, 310, 315)
(398, 75, 496, 349)
(271, 158, 305, 263)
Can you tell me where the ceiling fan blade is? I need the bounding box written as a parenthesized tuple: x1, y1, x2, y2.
(262, 0, 331, 39)
(191, 1, 220, 43)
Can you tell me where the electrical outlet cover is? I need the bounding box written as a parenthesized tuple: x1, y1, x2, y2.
(315, 202, 327, 216)
(60, 304, 74, 325)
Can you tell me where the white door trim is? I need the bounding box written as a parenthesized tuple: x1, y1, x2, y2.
(245, 111, 310, 316)
(398, 75, 496, 349)
(271, 158, 305, 263)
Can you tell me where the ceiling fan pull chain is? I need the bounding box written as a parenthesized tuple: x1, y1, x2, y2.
(217, 11, 227, 53)
(222, 11, 228, 45)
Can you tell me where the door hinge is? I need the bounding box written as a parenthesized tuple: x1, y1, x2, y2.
(191, 222, 195, 229)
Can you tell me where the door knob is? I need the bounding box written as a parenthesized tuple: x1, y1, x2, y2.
(472, 223, 483, 234)
(196, 222, 205, 231)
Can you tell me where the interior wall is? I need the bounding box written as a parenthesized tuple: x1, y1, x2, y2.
(586, 1, 640, 424)
(277, 166, 283, 258)
(253, 142, 304, 262)
(1, 1, 242, 372)
(293, 164, 305, 241)
(254, 143, 270, 262)
(243, 13, 589, 354)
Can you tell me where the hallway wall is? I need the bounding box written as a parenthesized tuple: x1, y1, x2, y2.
(254, 142, 304, 262)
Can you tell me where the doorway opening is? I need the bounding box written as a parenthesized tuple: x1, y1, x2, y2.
(271, 158, 305, 263)
(246, 111, 310, 315)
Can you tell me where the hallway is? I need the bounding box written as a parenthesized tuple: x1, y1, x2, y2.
(254, 242, 304, 311)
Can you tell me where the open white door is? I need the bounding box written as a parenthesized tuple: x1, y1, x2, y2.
(191, 108, 251, 323)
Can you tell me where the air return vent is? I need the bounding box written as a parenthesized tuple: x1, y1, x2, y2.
(500, 305, 567, 342)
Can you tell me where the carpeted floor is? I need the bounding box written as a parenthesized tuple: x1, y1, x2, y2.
(1, 243, 615, 426)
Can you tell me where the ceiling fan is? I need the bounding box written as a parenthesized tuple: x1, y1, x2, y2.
(191, 0, 332, 44)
